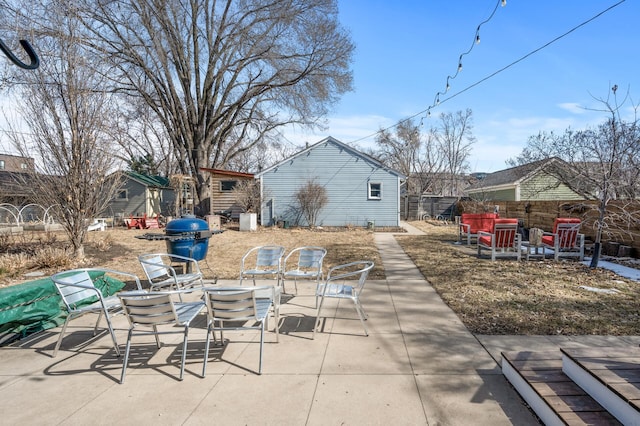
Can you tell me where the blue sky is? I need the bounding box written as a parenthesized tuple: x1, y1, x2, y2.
(284, 0, 639, 173)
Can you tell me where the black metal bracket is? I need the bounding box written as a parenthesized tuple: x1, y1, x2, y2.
(0, 39, 39, 70)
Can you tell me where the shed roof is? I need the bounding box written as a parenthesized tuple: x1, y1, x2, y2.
(200, 168, 254, 178)
(125, 171, 171, 188)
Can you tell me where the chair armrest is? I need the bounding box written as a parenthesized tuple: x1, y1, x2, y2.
(477, 230, 492, 238)
(459, 223, 471, 234)
(90, 268, 144, 291)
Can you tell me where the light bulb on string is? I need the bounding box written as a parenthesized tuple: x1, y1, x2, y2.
(501, 0, 506, 6)
(446, 82, 450, 92)
(476, 34, 480, 44)
(457, 63, 463, 72)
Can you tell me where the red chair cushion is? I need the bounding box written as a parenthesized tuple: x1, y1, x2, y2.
(478, 235, 492, 246)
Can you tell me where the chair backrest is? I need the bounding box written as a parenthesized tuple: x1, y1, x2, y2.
(460, 213, 499, 234)
(52, 270, 98, 311)
(325, 261, 374, 296)
(139, 254, 170, 280)
(244, 246, 285, 269)
(491, 218, 519, 248)
(204, 288, 258, 322)
(554, 218, 581, 248)
(119, 292, 178, 326)
(285, 247, 326, 272)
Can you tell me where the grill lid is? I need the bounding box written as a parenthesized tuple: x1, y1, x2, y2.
(165, 215, 209, 234)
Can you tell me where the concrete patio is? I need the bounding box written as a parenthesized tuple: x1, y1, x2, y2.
(5, 224, 633, 425)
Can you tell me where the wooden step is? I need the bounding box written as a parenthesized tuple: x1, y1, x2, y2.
(562, 347, 640, 425)
(502, 350, 621, 425)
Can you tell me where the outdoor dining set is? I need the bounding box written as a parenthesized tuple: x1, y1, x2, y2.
(50, 246, 374, 383)
(458, 213, 585, 262)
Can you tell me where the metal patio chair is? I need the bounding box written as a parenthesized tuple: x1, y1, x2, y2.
(202, 286, 280, 375)
(313, 261, 374, 339)
(138, 253, 204, 294)
(118, 290, 206, 383)
(282, 246, 327, 295)
(51, 268, 142, 357)
(239, 245, 285, 286)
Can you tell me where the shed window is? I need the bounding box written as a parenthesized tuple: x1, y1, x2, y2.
(20, 163, 27, 169)
(0, 160, 4, 170)
(368, 182, 382, 200)
(116, 189, 128, 200)
(220, 180, 238, 192)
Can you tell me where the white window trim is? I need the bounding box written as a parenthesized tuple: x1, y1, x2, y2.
(368, 182, 382, 200)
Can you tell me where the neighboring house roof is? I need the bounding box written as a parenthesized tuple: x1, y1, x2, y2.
(200, 168, 254, 178)
(124, 171, 172, 188)
(465, 157, 571, 192)
(255, 136, 406, 179)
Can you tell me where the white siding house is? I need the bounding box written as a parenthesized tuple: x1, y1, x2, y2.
(256, 137, 405, 227)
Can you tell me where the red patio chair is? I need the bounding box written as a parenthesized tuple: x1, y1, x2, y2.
(541, 218, 584, 261)
(477, 218, 521, 261)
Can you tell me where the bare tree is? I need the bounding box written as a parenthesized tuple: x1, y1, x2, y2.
(6, 3, 124, 258)
(508, 85, 640, 267)
(374, 119, 441, 195)
(433, 109, 476, 196)
(75, 0, 354, 213)
(373, 112, 475, 197)
(294, 179, 328, 227)
(232, 179, 261, 214)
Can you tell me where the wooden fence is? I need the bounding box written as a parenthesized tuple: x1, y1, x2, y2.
(401, 195, 458, 221)
(457, 199, 640, 257)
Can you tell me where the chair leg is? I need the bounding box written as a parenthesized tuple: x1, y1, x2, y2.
(120, 328, 134, 384)
(202, 323, 212, 377)
(179, 326, 189, 380)
(258, 321, 264, 374)
(93, 311, 104, 335)
(52, 315, 73, 357)
(104, 312, 121, 357)
(312, 298, 325, 340)
(152, 325, 162, 348)
(354, 301, 369, 336)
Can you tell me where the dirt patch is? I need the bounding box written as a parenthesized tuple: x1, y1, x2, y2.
(397, 221, 640, 335)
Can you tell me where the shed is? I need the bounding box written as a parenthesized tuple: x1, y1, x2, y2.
(255, 137, 405, 228)
(464, 158, 588, 201)
(107, 171, 176, 221)
(200, 168, 255, 219)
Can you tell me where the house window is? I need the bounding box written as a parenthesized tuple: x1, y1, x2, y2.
(0, 160, 4, 170)
(116, 189, 128, 200)
(220, 180, 238, 192)
(368, 182, 382, 200)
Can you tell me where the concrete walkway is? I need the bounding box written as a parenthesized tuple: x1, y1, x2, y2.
(4, 223, 633, 425)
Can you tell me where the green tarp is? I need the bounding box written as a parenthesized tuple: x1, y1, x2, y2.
(0, 272, 125, 344)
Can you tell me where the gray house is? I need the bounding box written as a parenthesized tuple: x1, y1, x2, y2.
(256, 137, 405, 227)
(107, 171, 176, 222)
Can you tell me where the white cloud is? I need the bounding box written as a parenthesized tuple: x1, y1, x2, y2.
(558, 102, 586, 114)
(281, 114, 395, 150)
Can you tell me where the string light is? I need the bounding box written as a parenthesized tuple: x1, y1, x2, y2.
(476, 34, 481, 44)
(345, 0, 625, 147)
(501, 0, 506, 6)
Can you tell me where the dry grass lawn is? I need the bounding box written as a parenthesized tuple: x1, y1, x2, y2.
(397, 220, 640, 335)
(3, 220, 640, 336)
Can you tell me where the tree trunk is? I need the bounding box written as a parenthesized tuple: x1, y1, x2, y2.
(589, 242, 600, 268)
